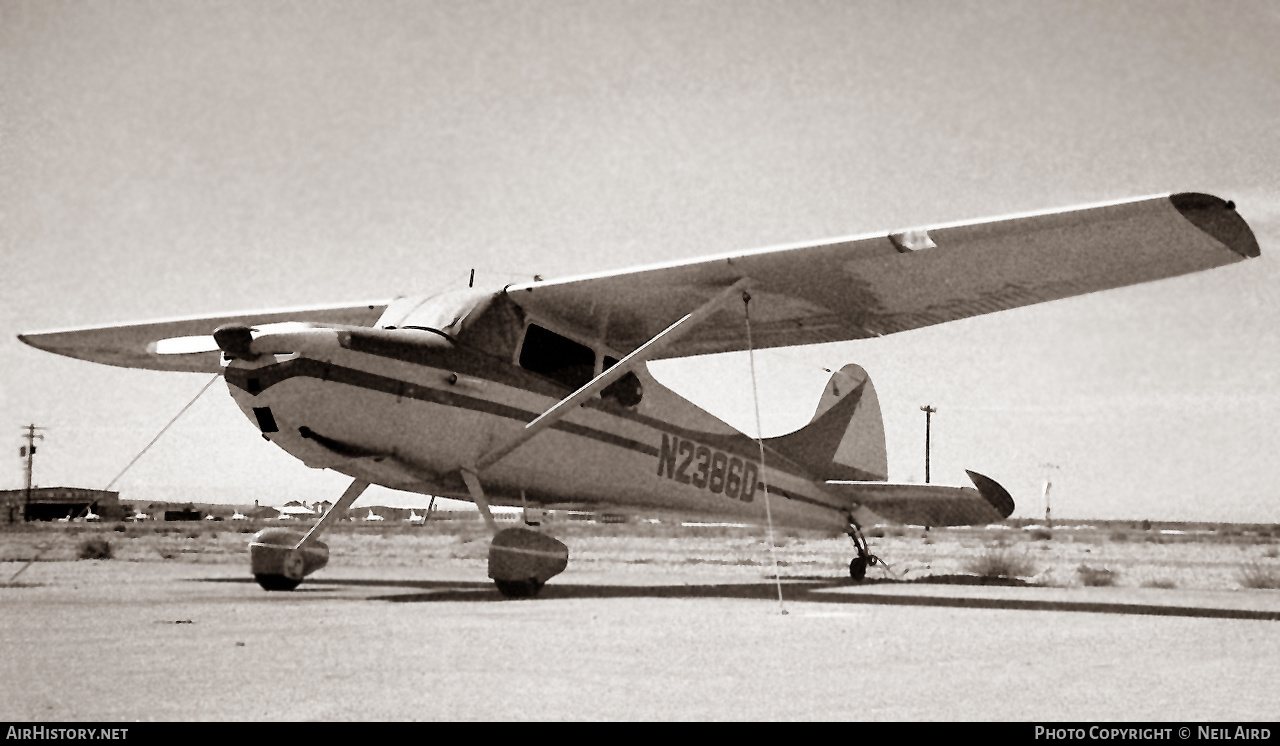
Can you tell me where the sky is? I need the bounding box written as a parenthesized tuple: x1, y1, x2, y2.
(2, 0, 1278, 522)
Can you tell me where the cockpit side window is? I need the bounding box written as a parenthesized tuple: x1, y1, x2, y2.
(459, 293, 524, 360)
(601, 355, 644, 407)
(519, 324, 596, 390)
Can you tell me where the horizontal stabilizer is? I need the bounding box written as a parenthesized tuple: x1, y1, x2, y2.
(826, 470, 1015, 527)
(18, 301, 389, 373)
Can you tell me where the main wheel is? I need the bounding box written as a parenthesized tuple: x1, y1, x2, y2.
(849, 556, 868, 582)
(494, 578, 544, 598)
(255, 573, 302, 591)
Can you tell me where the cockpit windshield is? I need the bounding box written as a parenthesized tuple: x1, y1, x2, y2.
(377, 289, 493, 339)
(375, 288, 525, 360)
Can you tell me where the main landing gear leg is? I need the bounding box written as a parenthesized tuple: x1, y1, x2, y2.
(461, 469, 568, 599)
(249, 479, 370, 591)
(846, 521, 886, 582)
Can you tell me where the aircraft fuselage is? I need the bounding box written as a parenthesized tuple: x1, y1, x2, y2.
(222, 327, 851, 532)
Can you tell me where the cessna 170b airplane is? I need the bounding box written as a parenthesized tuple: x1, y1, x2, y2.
(19, 192, 1259, 596)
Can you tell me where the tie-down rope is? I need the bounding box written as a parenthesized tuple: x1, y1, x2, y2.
(743, 292, 787, 615)
(7, 374, 221, 584)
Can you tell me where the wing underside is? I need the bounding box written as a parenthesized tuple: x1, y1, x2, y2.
(17, 193, 1259, 372)
(506, 193, 1258, 357)
(18, 301, 389, 373)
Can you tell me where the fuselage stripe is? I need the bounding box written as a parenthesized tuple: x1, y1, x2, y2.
(225, 358, 840, 512)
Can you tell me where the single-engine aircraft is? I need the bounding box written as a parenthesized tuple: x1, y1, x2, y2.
(19, 193, 1260, 596)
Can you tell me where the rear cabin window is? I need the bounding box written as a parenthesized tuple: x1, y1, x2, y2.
(601, 356, 643, 407)
(519, 324, 596, 390)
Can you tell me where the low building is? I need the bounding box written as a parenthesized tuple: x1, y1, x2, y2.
(0, 487, 123, 522)
(276, 503, 317, 520)
(163, 508, 204, 521)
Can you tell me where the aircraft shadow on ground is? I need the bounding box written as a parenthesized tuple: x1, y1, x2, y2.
(200, 576, 1280, 620)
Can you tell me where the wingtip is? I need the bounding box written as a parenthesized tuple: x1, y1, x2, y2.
(965, 470, 1016, 519)
(17, 333, 48, 352)
(1170, 193, 1261, 259)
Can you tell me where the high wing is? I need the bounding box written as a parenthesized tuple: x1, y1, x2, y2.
(17, 193, 1258, 372)
(17, 301, 389, 373)
(506, 193, 1259, 358)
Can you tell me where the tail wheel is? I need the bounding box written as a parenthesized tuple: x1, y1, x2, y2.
(255, 574, 302, 592)
(494, 578, 544, 598)
(849, 557, 868, 582)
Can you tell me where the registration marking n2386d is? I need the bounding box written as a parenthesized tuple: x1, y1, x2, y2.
(657, 434, 758, 502)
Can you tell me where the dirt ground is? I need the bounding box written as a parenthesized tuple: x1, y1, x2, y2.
(1, 521, 1278, 721)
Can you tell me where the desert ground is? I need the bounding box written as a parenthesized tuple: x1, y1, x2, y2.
(2, 519, 1278, 721)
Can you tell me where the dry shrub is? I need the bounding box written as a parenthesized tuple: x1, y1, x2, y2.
(1236, 561, 1280, 589)
(1264, 547, 1279, 559)
(1109, 530, 1129, 542)
(1077, 564, 1117, 586)
(1142, 578, 1178, 589)
(964, 546, 1036, 579)
(77, 537, 112, 560)
(1030, 529, 1052, 541)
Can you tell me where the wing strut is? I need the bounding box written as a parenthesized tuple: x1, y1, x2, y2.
(469, 278, 752, 474)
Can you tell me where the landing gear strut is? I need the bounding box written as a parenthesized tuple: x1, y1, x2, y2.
(249, 479, 370, 592)
(462, 469, 568, 598)
(846, 521, 886, 582)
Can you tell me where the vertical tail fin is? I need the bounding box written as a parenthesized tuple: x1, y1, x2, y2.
(765, 364, 888, 482)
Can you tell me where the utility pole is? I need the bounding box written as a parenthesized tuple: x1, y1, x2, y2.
(19, 424, 45, 522)
(920, 405, 936, 483)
